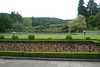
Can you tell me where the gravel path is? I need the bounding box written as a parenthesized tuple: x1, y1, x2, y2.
(0, 33, 100, 35)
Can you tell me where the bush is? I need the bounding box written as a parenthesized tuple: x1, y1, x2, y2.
(98, 39, 100, 42)
(0, 35, 5, 39)
(85, 37, 91, 40)
(28, 34, 35, 40)
(65, 35, 72, 40)
(12, 35, 19, 40)
(47, 37, 52, 40)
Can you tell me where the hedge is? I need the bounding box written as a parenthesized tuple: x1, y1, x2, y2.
(0, 51, 100, 59)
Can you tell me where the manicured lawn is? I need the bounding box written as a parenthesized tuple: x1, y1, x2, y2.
(5, 35, 100, 39)
(86, 30, 100, 33)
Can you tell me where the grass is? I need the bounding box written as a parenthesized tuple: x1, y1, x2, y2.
(4, 35, 100, 39)
(86, 30, 100, 33)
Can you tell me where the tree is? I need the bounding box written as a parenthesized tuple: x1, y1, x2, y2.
(78, 0, 87, 17)
(87, 0, 98, 18)
(13, 22, 24, 31)
(23, 17, 32, 27)
(31, 17, 35, 27)
(0, 13, 13, 32)
(93, 12, 100, 27)
(10, 11, 23, 23)
(87, 15, 94, 27)
(68, 15, 86, 32)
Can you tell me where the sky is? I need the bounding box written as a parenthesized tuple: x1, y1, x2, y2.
(0, 0, 100, 20)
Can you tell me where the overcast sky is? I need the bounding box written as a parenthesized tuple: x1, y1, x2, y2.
(0, 0, 99, 20)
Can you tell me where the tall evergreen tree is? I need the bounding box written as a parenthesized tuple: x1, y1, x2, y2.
(78, 0, 87, 17)
(10, 11, 23, 23)
(87, 0, 98, 17)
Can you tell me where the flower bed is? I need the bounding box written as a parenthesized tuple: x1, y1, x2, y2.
(0, 42, 100, 52)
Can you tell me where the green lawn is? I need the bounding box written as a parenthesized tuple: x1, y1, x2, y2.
(86, 30, 100, 33)
(5, 35, 100, 39)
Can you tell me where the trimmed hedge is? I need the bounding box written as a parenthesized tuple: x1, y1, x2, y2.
(0, 35, 5, 39)
(98, 39, 100, 42)
(0, 51, 100, 59)
(12, 35, 19, 40)
(85, 37, 91, 40)
(65, 35, 72, 40)
(28, 34, 35, 40)
(47, 37, 52, 40)
(0, 40, 93, 43)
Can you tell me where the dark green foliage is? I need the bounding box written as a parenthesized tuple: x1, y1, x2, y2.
(0, 35, 5, 39)
(85, 37, 91, 40)
(30, 17, 72, 27)
(10, 11, 23, 23)
(0, 13, 13, 32)
(28, 34, 35, 40)
(14, 22, 24, 31)
(87, 15, 94, 27)
(78, 0, 87, 17)
(12, 35, 19, 40)
(65, 35, 73, 40)
(0, 51, 100, 59)
(47, 37, 52, 40)
(87, 0, 98, 18)
(93, 12, 100, 27)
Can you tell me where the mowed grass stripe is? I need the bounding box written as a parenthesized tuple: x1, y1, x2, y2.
(4, 35, 100, 39)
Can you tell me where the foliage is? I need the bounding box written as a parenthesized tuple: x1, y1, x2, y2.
(97, 26, 100, 29)
(0, 13, 13, 32)
(93, 12, 100, 27)
(28, 34, 35, 40)
(10, 11, 23, 23)
(23, 17, 32, 27)
(13, 22, 24, 31)
(0, 51, 100, 59)
(68, 15, 86, 31)
(78, 0, 87, 17)
(87, 15, 94, 27)
(47, 37, 52, 40)
(98, 39, 100, 42)
(65, 35, 73, 40)
(85, 37, 91, 40)
(87, 0, 98, 18)
(0, 35, 5, 39)
(12, 35, 19, 40)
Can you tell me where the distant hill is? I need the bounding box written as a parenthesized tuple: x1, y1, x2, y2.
(35, 17, 72, 24)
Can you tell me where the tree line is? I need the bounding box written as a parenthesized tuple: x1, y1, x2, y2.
(78, 0, 100, 28)
(0, 11, 71, 32)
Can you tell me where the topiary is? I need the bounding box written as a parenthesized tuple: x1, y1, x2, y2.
(85, 36, 91, 40)
(0, 35, 5, 39)
(98, 38, 100, 42)
(28, 34, 35, 40)
(12, 35, 19, 40)
(47, 37, 52, 40)
(65, 35, 72, 40)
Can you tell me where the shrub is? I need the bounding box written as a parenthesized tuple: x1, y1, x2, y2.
(97, 26, 100, 29)
(12, 35, 19, 40)
(47, 37, 52, 40)
(85, 37, 91, 40)
(98, 39, 100, 42)
(28, 34, 35, 40)
(65, 35, 72, 40)
(0, 35, 5, 39)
